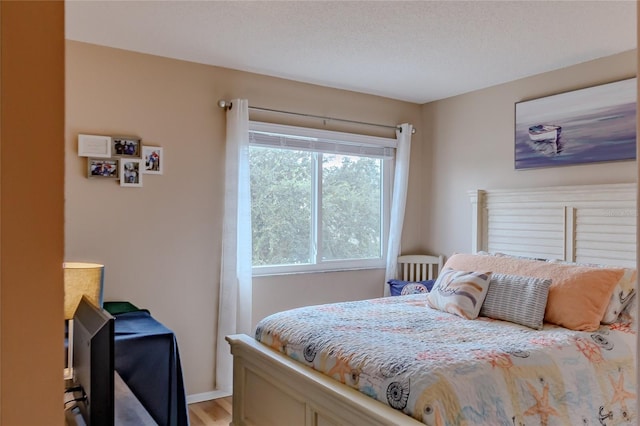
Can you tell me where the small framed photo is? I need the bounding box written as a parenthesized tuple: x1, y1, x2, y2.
(87, 158, 118, 178)
(112, 136, 141, 158)
(78, 134, 112, 158)
(142, 146, 163, 175)
(119, 159, 144, 187)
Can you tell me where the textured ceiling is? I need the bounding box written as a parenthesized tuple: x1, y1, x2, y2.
(66, 1, 637, 104)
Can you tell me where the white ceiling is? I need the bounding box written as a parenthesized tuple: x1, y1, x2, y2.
(65, 0, 637, 104)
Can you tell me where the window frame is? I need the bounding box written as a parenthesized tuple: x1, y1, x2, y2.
(248, 121, 396, 276)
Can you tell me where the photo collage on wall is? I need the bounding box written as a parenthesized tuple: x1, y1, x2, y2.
(78, 134, 164, 187)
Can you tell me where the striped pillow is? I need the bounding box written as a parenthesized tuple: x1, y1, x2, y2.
(426, 268, 492, 319)
(480, 273, 551, 329)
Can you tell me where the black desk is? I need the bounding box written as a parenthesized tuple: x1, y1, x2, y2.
(113, 311, 189, 426)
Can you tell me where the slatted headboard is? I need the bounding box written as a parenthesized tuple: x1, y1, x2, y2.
(469, 183, 636, 268)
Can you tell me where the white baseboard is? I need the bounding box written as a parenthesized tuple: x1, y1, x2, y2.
(186, 389, 232, 404)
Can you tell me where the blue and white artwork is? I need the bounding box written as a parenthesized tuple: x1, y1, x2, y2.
(515, 78, 636, 170)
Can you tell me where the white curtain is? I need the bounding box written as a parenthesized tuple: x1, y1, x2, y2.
(216, 99, 253, 393)
(384, 123, 413, 296)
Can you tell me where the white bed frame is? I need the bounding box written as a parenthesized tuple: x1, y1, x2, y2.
(469, 183, 636, 267)
(227, 182, 636, 426)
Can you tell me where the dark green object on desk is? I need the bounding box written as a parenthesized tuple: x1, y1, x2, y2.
(103, 301, 147, 316)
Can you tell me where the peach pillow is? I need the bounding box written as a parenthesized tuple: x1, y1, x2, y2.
(444, 253, 624, 331)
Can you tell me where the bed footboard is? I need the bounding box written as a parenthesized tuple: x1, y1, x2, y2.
(226, 334, 423, 426)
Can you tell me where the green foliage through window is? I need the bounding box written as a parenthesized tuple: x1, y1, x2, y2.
(321, 154, 381, 261)
(250, 147, 312, 266)
(249, 124, 392, 273)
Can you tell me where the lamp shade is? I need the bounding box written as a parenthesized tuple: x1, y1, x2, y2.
(63, 262, 104, 320)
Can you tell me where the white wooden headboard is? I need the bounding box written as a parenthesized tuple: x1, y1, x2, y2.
(469, 183, 636, 268)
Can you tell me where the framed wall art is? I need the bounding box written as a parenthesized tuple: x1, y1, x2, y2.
(142, 146, 163, 175)
(87, 158, 118, 178)
(78, 134, 112, 158)
(514, 78, 636, 170)
(112, 136, 142, 158)
(119, 159, 143, 187)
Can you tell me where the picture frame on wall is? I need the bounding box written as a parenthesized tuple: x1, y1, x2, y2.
(112, 136, 142, 158)
(514, 77, 636, 170)
(119, 159, 144, 187)
(87, 158, 118, 178)
(78, 134, 112, 158)
(142, 146, 163, 175)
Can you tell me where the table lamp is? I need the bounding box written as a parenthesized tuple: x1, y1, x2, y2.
(64, 262, 104, 380)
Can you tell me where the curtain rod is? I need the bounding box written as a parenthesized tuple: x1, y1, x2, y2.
(218, 100, 415, 134)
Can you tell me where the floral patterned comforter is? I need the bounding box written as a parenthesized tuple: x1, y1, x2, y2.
(255, 294, 636, 426)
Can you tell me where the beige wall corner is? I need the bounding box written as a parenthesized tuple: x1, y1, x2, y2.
(423, 50, 637, 259)
(65, 40, 422, 396)
(1, 1, 65, 424)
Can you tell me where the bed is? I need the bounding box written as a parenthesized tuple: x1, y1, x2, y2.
(227, 182, 637, 426)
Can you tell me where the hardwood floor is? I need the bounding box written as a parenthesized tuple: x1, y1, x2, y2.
(188, 397, 232, 426)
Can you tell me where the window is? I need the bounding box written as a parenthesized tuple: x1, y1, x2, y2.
(249, 122, 396, 275)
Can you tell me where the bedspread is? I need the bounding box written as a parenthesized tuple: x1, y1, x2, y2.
(255, 294, 636, 426)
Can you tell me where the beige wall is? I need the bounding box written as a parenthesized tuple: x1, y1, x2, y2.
(423, 50, 637, 258)
(1, 2, 65, 424)
(65, 41, 422, 396)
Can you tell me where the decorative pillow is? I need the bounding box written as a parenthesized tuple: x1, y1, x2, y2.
(426, 268, 492, 319)
(602, 268, 636, 324)
(400, 282, 432, 295)
(547, 259, 637, 324)
(388, 279, 435, 296)
(618, 292, 637, 328)
(444, 253, 624, 331)
(480, 273, 551, 329)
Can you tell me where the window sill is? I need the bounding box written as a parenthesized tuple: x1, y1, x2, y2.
(252, 265, 385, 278)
